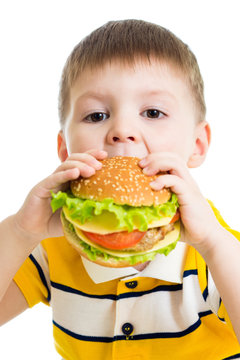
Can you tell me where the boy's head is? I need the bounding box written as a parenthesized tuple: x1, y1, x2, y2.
(59, 19, 206, 127)
(58, 19, 210, 169)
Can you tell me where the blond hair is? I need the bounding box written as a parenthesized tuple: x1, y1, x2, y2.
(59, 19, 206, 127)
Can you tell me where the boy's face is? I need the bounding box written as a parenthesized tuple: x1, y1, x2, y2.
(60, 59, 208, 165)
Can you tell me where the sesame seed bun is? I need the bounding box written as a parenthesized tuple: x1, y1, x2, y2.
(71, 156, 171, 206)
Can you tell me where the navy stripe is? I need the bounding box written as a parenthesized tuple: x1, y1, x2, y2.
(53, 320, 117, 342)
(51, 281, 117, 300)
(217, 298, 226, 322)
(202, 286, 208, 301)
(183, 269, 198, 277)
(199, 310, 212, 318)
(222, 354, 240, 360)
(218, 316, 225, 322)
(52, 310, 212, 342)
(203, 265, 209, 301)
(51, 281, 182, 300)
(29, 254, 51, 302)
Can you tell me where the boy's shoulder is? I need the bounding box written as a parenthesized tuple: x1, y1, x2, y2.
(207, 200, 240, 240)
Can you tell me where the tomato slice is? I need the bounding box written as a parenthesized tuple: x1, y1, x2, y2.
(82, 229, 147, 250)
(170, 211, 180, 223)
(82, 211, 179, 250)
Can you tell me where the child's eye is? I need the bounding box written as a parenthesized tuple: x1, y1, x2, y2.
(84, 112, 109, 122)
(142, 109, 165, 119)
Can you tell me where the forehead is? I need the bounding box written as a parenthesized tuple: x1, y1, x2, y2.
(70, 58, 193, 103)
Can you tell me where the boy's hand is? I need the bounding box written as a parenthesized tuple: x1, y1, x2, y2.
(14, 149, 108, 245)
(139, 152, 221, 252)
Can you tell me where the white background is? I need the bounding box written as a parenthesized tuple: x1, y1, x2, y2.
(0, 0, 240, 358)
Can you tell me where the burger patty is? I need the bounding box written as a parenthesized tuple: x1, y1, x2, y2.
(123, 223, 175, 252)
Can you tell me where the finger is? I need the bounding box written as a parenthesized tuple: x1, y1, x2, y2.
(66, 150, 108, 170)
(66, 153, 102, 169)
(85, 149, 108, 160)
(149, 174, 187, 203)
(139, 153, 192, 183)
(69, 150, 108, 162)
(54, 160, 98, 176)
(35, 168, 81, 198)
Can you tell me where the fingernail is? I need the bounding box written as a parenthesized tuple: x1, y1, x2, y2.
(150, 181, 161, 190)
(95, 162, 102, 169)
(143, 166, 156, 175)
(139, 158, 147, 166)
(143, 166, 152, 174)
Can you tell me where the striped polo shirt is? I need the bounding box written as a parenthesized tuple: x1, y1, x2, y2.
(13, 202, 240, 359)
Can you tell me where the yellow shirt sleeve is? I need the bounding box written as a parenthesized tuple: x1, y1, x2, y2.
(208, 200, 240, 332)
(13, 248, 50, 308)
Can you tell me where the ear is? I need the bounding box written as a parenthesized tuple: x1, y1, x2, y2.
(57, 130, 69, 162)
(187, 121, 211, 168)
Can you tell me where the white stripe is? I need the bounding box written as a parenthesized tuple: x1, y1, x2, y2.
(207, 270, 221, 315)
(51, 275, 210, 337)
(52, 287, 116, 337)
(32, 244, 51, 302)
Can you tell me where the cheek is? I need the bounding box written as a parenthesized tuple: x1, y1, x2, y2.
(66, 126, 103, 154)
(147, 127, 193, 159)
(146, 128, 177, 153)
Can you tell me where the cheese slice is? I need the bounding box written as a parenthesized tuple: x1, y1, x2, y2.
(74, 221, 180, 258)
(63, 206, 173, 235)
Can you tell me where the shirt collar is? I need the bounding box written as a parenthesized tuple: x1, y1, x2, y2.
(81, 241, 188, 284)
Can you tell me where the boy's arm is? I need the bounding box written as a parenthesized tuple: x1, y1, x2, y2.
(0, 215, 40, 304)
(0, 150, 107, 322)
(0, 281, 29, 326)
(139, 152, 240, 343)
(200, 227, 240, 341)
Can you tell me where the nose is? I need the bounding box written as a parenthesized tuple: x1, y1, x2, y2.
(106, 119, 141, 144)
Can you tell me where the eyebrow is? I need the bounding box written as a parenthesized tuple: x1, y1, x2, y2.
(139, 89, 176, 101)
(76, 89, 176, 103)
(76, 91, 109, 102)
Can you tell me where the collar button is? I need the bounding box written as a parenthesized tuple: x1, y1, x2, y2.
(122, 322, 134, 336)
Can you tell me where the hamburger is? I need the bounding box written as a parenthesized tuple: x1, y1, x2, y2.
(51, 156, 180, 267)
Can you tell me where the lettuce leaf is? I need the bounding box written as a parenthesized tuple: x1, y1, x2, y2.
(51, 190, 179, 232)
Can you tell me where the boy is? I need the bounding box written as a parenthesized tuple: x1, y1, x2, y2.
(0, 19, 240, 359)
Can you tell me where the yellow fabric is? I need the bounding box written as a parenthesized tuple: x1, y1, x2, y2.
(13, 202, 240, 360)
(207, 200, 240, 332)
(13, 256, 49, 307)
(53, 319, 239, 360)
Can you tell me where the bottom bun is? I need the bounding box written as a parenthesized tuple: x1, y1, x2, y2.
(61, 211, 180, 268)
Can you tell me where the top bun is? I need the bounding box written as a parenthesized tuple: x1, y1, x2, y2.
(71, 156, 171, 206)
